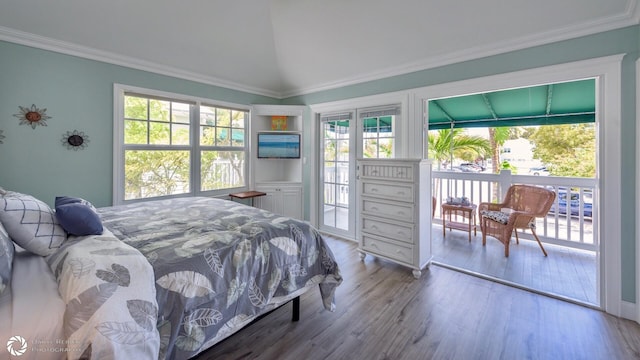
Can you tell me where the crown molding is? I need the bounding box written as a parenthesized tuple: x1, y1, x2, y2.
(0, 26, 281, 99)
(283, 0, 640, 98)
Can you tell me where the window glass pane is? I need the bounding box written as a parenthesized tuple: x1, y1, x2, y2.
(377, 138, 394, 158)
(363, 117, 378, 138)
(337, 140, 349, 161)
(216, 108, 231, 127)
(336, 124, 350, 139)
(201, 151, 245, 191)
(324, 140, 336, 161)
(200, 106, 216, 125)
(125, 120, 148, 144)
(149, 122, 170, 145)
(363, 139, 378, 158)
(232, 129, 244, 146)
(172, 123, 190, 145)
(216, 128, 231, 146)
(124, 150, 190, 200)
(324, 183, 335, 205)
(324, 162, 336, 182)
(231, 110, 246, 128)
(124, 96, 148, 120)
(200, 126, 215, 145)
(172, 102, 190, 124)
(149, 99, 170, 122)
(323, 122, 336, 140)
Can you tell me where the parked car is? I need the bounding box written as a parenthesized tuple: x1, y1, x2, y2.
(549, 189, 593, 218)
(529, 166, 550, 176)
(458, 163, 484, 172)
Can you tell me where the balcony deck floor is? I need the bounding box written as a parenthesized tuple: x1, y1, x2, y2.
(431, 224, 597, 306)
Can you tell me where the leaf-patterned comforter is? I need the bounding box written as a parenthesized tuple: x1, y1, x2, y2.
(46, 229, 160, 360)
(95, 197, 342, 359)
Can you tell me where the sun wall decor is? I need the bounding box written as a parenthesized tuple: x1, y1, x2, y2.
(0, 129, 5, 144)
(13, 104, 51, 129)
(61, 130, 90, 150)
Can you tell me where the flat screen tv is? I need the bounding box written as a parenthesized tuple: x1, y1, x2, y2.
(257, 132, 301, 159)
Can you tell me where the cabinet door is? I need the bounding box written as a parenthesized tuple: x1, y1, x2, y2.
(280, 187, 302, 219)
(255, 188, 277, 213)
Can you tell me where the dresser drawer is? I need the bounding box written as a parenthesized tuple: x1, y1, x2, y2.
(360, 163, 414, 181)
(361, 234, 413, 264)
(361, 216, 414, 244)
(361, 198, 414, 222)
(361, 182, 414, 202)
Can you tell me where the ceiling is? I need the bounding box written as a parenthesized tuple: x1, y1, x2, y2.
(0, 0, 638, 98)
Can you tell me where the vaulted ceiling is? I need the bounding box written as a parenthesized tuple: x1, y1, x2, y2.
(0, 0, 638, 98)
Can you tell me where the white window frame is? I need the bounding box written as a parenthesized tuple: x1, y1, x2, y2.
(113, 84, 250, 205)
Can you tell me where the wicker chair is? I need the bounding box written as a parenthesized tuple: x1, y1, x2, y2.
(478, 185, 556, 257)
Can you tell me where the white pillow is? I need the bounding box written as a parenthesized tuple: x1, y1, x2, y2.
(0, 192, 66, 256)
(0, 221, 14, 295)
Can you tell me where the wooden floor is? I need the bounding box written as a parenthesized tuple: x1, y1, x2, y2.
(432, 225, 598, 305)
(197, 236, 640, 360)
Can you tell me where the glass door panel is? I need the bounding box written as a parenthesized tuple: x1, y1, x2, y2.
(320, 118, 353, 236)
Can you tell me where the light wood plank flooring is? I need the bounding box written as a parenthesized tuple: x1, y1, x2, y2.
(197, 236, 640, 360)
(432, 225, 597, 305)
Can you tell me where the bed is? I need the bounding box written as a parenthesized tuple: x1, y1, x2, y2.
(0, 191, 342, 360)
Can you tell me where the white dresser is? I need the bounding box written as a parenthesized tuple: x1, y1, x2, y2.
(356, 158, 432, 279)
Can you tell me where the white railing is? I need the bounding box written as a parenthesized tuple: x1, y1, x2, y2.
(433, 170, 597, 251)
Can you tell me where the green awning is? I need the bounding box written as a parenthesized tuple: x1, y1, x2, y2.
(428, 79, 595, 129)
(328, 116, 393, 133)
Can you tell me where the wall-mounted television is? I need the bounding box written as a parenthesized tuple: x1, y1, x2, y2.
(257, 132, 301, 159)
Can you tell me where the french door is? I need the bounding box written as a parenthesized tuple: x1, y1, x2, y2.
(319, 112, 356, 238)
(318, 106, 399, 239)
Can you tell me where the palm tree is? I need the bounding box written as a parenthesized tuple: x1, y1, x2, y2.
(488, 127, 512, 174)
(427, 128, 491, 170)
(428, 129, 490, 208)
(488, 126, 522, 201)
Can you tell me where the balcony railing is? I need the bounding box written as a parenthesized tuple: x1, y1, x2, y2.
(433, 170, 597, 251)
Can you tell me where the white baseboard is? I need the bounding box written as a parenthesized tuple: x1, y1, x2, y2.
(620, 300, 638, 322)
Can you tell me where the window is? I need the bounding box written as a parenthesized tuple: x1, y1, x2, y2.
(359, 105, 399, 158)
(199, 105, 247, 192)
(114, 85, 248, 203)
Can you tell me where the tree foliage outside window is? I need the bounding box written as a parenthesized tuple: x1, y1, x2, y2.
(122, 93, 247, 201)
(527, 123, 595, 178)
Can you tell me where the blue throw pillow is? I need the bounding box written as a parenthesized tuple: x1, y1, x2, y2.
(55, 203, 103, 236)
(55, 196, 97, 211)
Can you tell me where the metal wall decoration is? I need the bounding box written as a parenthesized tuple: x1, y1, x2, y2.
(13, 104, 51, 129)
(0, 129, 5, 144)
(61, 130, 90, 150)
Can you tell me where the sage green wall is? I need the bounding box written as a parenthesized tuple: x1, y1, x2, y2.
(285, 25, 639, 304)
(0, 41, 278, 208)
